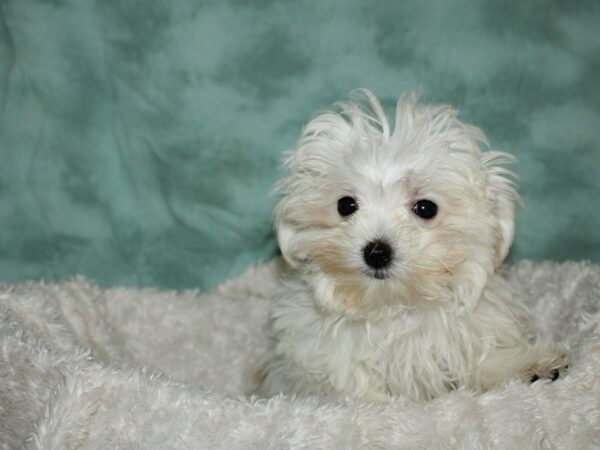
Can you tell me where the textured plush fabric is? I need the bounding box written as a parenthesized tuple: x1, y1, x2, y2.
(0, 259, 599, 449)
(0, 1, 599, 290)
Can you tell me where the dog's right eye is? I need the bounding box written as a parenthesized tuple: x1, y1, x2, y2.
(337, 196, 358, 216)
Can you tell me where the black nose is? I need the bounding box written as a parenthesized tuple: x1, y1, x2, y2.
(362, 240, 393, 270)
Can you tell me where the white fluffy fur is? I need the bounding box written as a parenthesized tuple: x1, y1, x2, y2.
(1, 261, 599, 449)
(260, 91, 568, 402)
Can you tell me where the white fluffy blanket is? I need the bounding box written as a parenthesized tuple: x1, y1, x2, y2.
(1, 260, 600, 449)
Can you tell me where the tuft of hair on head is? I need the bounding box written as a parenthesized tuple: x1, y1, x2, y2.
(342, 88, 391, 142)
(273, 89, 390, 199)
(390, 91, 489, 159)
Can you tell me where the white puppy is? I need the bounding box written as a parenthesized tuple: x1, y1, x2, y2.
(259, 91, 568, 402)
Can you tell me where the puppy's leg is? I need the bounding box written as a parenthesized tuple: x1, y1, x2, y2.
(518, 339, 569, 383)
(476, 339, 569, 390)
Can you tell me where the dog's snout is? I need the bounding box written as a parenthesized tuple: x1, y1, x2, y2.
(363, 240, 393, 270)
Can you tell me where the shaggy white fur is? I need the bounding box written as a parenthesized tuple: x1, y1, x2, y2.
(0, 260, 599, 449)
(260, 91, 567, 402)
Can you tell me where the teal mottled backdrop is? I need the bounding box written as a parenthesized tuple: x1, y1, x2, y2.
(0, 0, 599, 289)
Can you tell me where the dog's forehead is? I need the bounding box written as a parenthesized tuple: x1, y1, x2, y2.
(354, 156, 411, 186)
(346, 145, 454, 186)
(334, 145, 486, 206)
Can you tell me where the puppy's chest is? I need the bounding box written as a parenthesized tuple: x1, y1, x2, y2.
(273, 299, 474, 400)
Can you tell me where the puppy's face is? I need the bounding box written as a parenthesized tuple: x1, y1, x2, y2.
(276, 92, 517, 315)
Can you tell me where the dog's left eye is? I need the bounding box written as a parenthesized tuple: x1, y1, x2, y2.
(412, 200, 438, 220)
(338, 196, 358, 216)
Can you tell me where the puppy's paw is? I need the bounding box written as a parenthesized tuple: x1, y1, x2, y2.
(521, 345, 569, 384)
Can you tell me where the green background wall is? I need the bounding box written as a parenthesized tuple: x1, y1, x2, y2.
(1, 0, 599, 290)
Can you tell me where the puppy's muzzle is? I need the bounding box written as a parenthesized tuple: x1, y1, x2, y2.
(363, 240, 393, 270)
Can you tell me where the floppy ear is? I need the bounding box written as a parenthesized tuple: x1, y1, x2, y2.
(493, 189, 517, 265)
(276, 220, 305, 269)
(482, 152, 519, 267)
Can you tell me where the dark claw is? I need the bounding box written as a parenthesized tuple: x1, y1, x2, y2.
(550, 369, 560, 381)
(530, 374, 539, 383)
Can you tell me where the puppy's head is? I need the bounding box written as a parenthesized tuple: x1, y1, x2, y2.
(275, 91, 518, 316)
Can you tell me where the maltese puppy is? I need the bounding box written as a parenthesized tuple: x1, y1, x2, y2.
(259, 90, 568, 402)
